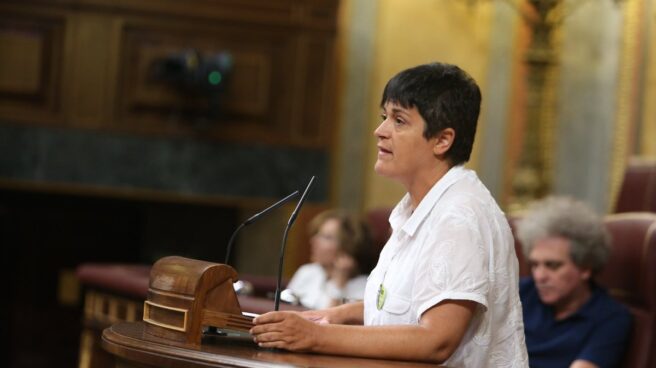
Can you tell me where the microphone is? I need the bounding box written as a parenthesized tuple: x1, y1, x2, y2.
(223, 190, 299, 266)
(274, 176, 316, 311)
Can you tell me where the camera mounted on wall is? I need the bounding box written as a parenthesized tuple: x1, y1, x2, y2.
(149, 49, 233, 121)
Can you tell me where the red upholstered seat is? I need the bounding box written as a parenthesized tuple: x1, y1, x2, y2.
(76, 263, 151, 299)
(365, 207, 393, 254)
(615, 158, 656, 213)
(597, 213, 656, 368)
(75, 263, 296, 312)
(77, 263, 303, 315)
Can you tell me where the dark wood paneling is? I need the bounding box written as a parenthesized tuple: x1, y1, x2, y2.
(116, 20, 301, 145)
(16, 0, 339, 30)
(299, 35, 336, 144)
(1, 187, 238, 367)
(0, 13, 64, 124)
(0, 0, 338, 148)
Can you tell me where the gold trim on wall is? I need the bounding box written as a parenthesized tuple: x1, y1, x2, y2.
(540, 23, 563, 204)
(502, 17, 531, 209)
(502, 2, 563, 212)
(609, 0, 645, 212)
(640, 0, 656, 157)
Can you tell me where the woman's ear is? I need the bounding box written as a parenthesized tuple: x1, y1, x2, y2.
(433, 128, 455, 156)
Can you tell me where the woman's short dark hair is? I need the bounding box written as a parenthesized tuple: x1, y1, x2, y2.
(380, 62, 481, 166)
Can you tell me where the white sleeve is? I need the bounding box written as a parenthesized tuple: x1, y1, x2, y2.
(413, 210, 490, 319)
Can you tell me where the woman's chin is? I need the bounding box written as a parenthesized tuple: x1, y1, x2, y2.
(374, 163, 392, 177)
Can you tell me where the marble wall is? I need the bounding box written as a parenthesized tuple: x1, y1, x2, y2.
(0, 123, 329, 201)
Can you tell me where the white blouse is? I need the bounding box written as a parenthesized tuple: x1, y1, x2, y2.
(288, 263, 367, 310)
(363, 166, 528, 367)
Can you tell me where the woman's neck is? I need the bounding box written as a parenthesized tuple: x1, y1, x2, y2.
(406, 164, 451, 209)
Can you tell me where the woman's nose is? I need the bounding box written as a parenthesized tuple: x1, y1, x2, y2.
(374, 119, 389, 138)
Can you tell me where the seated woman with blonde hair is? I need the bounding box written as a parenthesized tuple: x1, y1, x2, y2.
(284, 209, 374, 310)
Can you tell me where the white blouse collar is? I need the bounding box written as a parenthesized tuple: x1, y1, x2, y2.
(390, 165, 467, 237)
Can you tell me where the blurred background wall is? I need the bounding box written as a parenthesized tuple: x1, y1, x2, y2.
(337, 0, 654, 214)
(0, 0, 654, 366)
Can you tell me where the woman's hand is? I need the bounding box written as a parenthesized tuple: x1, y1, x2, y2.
(298, 309, 333, 325)
(300, 302, 364, 326)
(251, 311, 322, 351)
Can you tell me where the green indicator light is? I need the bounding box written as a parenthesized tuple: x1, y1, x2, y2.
(208, 71, 222, 85)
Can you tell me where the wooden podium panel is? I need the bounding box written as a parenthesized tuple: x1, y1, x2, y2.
(102, 322, 439, 368)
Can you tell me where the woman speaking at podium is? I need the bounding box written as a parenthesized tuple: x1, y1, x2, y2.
(251, 62, 529, 366)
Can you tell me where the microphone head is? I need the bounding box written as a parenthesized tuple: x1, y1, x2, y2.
(274, 175, 317, 311)
(243, 190, 300, 226)
(288, 176, 316, 226)
(224, 189, 299, 265)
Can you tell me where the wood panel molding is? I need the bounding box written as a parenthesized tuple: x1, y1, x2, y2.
(1, 0, 339, 30)
(0, 11, 64, 124)
(116, 20, 294, 144)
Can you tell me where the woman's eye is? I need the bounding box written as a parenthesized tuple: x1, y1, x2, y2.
(380, 114, 387, 121)
(395, 118, 404, 125)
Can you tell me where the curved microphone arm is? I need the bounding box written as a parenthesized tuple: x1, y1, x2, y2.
(223, 190, 299, 266)
(274, 225, 293, 311)
(224, 222, 246, 265)
(274, 176, 315, 311)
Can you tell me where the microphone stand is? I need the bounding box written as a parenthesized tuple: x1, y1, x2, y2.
(274, 176, 316, 311)
(223, 190, 299, 266)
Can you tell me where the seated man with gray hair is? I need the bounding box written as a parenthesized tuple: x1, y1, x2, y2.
(517, 196, 631, 368)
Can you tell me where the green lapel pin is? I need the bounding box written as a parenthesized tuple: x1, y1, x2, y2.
(376, 283, 387, 310)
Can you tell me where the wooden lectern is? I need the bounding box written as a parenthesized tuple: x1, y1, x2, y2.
(104, 256, 442, 367)
(142, 256, 254, 348)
